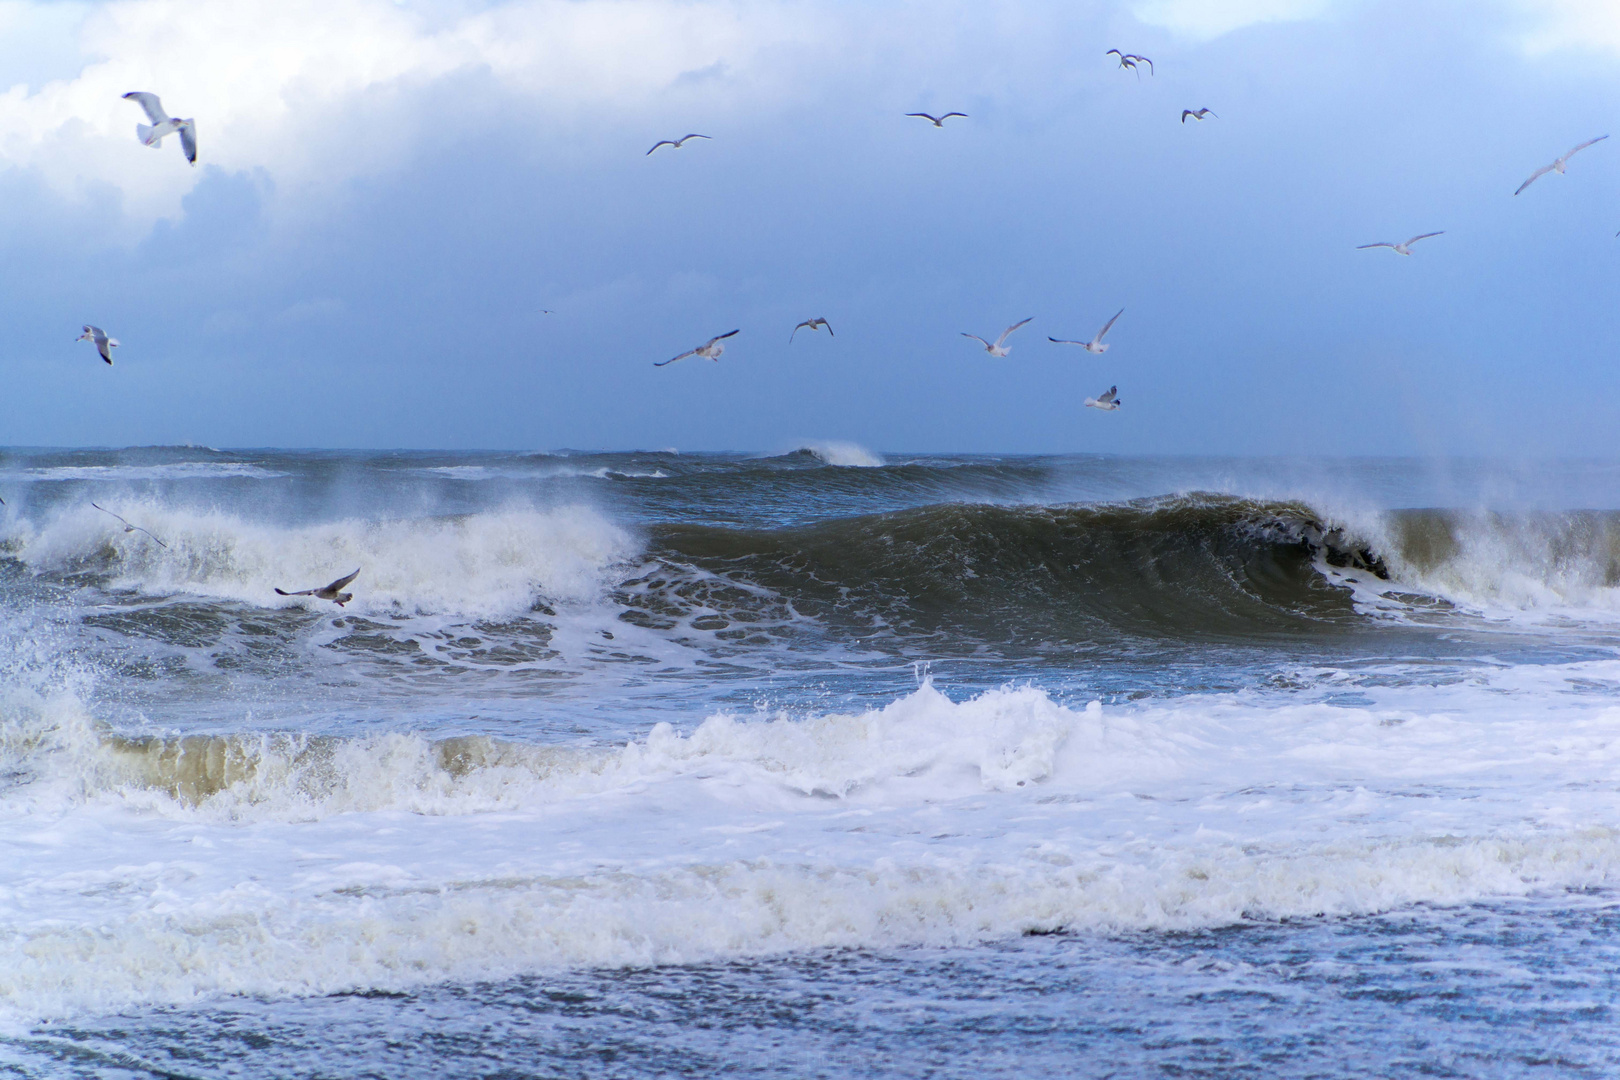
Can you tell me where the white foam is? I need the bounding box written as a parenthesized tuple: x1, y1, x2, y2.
(3, 674, 1620, 1019)
(8, 501, 638, 619)
(797, 442, 886, 468)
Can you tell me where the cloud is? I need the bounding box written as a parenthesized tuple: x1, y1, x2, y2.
(1129, 0, 1333, 39)
(1510, 0, 1620, 55)
(0, 0, 823, 231)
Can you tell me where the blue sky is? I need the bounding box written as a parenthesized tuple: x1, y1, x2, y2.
(0, 0, 1616, 453)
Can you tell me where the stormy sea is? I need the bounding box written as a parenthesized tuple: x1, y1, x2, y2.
(1, 446, 1617, 1077)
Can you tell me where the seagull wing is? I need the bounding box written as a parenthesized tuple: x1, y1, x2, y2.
(135, 527, 168, 549)
(91, 503, 131, 529)
(656, 348, 699, 366)
(646, 140, 676, 155)
(791, 321, 809, 342)
(178, 120, 197, 165)
(961, 333, 992, 349)
(1514, 162, 1556, 195)
(676, 134, 710, 145)
(1133, 55, 1154, 74)
(706, 329, 741, 348)
(1106, 49, 1123, 57)
(97, 337, 114, 364)
(324, 568, 361, 593)
(905, 113, 940, 123)
(122, 91, 166, 124)
(1048, 337, 1086, 345)
(1355, 242, 1396, 250)
(1098, 386, 1118, 404)
(994, 317, 1033, 347)
(1404, 231, 1444, 246)
(275, 587, 317, 597)
(822, 320, 833, 336)
(1095, 308, 1123, 342)
(1561, 134, 1609, 164)
(1181, 110, 1193, 123)
(941, 112, 968, 120)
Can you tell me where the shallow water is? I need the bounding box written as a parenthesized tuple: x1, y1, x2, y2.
(0, 447, 1617, 1075)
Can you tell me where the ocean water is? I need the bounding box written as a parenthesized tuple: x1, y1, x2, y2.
(0, 446, 1618, 1077)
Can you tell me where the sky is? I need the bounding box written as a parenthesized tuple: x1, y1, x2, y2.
(0, 0, 1616, 453)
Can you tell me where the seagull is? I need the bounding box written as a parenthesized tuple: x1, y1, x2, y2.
(1356, 231, 1444, 256)
(906, 112, 967, 127)
(276, 568, 360, 607)
(656, 329, 739, 367)
(1050, 308, 1123, 354)
(1514, 136, 1609, 196)
(646, 134, 710, 155)
(122, 92, 196, 165)
(790, 318, 833, 342)
(1084, 386, 1121, 411)
(1105, 50, 1153, 75)
(1181, 108, 1217, 123)
(77, 325, 118, 365)
(91, 503, 168, 548)
(962, 317, 1032, 358)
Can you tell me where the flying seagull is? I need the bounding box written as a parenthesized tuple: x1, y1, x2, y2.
(1182, 108, 1217, 123)
(1106, 50, 1153, 75)
(657, 329, 739, 367)
(790, 317, 833, 342)
(1050, 308, 1123, 354)
(1356, 231, 1444, 256)
(1084, 386, 1121, 411)
(122, 92, 196, 165)
(906, 112, 967, 127)
(276, 568, 360, 607)
(647, 134, 710, 155)
(962, 317, 1032, 358)
(91, 502, 167, 548)
(1514, 135, 1609, 196)
(77, 325, 117, 365)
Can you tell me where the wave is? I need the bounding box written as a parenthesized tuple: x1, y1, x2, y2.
(6, 502, 636, 619)
(2, 463, 287, 481)
(3, 678, 1620, 1016)
(792, 442, 886, 468)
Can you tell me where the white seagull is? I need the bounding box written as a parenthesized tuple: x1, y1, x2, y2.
(91, 503, 167, 548)
(122, 92, 196, 165)
(77, 325, 118, 365)
(1106, 50, 1153, 75)
(962, 317, 1032, 358)
(790, 317, 833, 342)
(1084, 386, 1121, 411)
(906, 112, 967, 127)
(657, 329, 739, 367)
(1514, 136, 1609, 196)
(1050, 308, 1123, 353)
(1356, 231, 1444, 255)
(647, 134, 710, 155)
(276, 568, 360, 607)
(1181, 108, 1217, 123)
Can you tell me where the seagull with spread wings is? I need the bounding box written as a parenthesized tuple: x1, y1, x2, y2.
(962, 318, 1032, 358)
(1106, 50, 1153, 75)
(1050, 309, 1123, 354)
(91, 503, 167, 548)
(906, 112, 967, 127)
(1357, 231, 1444, 256)
(122, 92, 196, 164)
(276, 568, 360, 607)
(77, 325, 118, 365)
(657, 329, 739, 367)
(647, 134, 710, 155)
(1084, 386, 1121, 411)
(790, 318, 833, 343)
(1514, 136, 1609, 196)
(1181, 108, 1217, 123)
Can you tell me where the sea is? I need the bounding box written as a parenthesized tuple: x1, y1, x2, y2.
(0, 445, 1618, 1078)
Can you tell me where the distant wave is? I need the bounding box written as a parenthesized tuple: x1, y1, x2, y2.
(2, 463, 287, 481)
(794, 442, 886, 468)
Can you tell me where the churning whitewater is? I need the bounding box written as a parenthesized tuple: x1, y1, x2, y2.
(0, 448, 1618, 1073)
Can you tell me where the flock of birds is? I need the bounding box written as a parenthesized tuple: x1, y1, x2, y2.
(64, 51, 1616, 606)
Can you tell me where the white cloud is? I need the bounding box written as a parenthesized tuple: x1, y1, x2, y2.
(0, 0, 823, 230)
(1511, 0, 1620, 55)
(1129, 0, 1332, 39)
